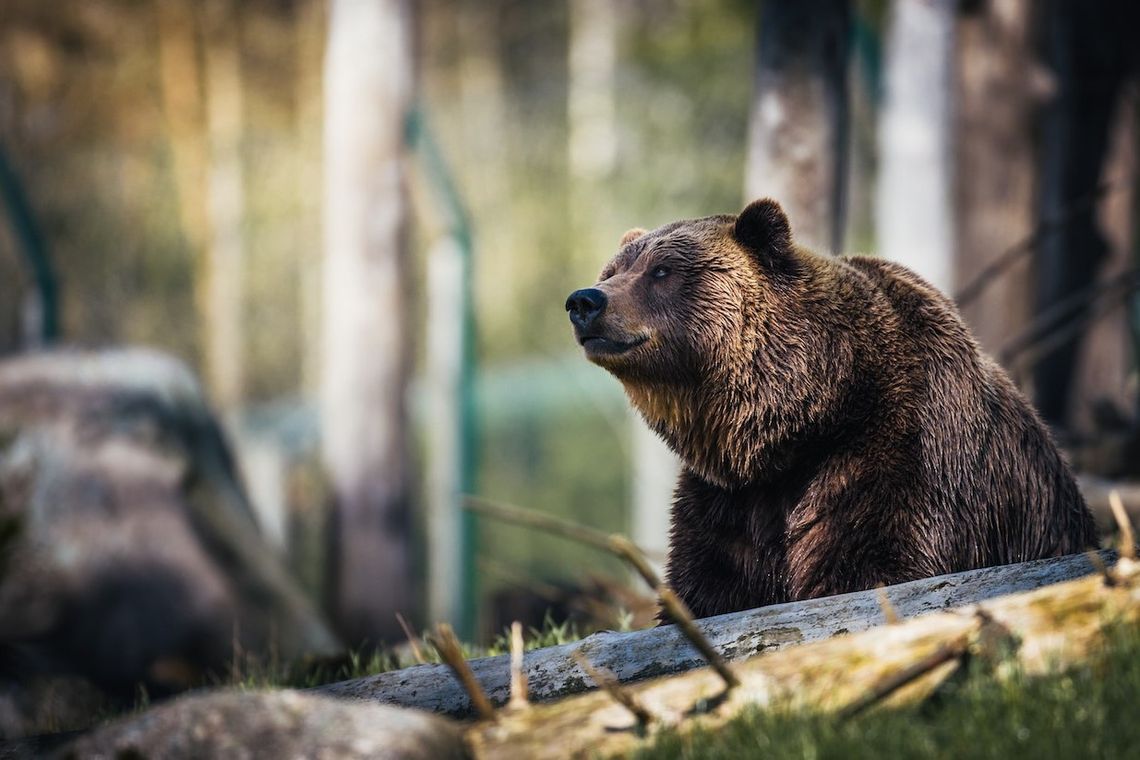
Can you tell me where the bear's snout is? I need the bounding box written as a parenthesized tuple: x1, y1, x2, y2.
(565, 287, 607, 330)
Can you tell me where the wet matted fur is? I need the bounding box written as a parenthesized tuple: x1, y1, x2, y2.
(567, 198, 1096, 618)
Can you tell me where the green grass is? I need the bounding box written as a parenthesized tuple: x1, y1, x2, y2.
(638, 623, 1140, 760)
(223, 611, 595, 691)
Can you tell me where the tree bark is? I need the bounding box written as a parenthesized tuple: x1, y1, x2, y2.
(744, 0, 851, 253)
(321, 0, 416, 645)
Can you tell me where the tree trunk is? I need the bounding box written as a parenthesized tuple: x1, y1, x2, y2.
(952, 0, 1039, 360)
(568, 0, 618, 182)
(1032, 0, 1138, 428)
(321, 0, 416, 645)
(876, 0, 955, 292)
(200, 0, 247, 412)
(744, 0, 851, 253)
(155, 0, 207, 256)
(1068, 100, 1137, 438)
(295, 0, 326, 401)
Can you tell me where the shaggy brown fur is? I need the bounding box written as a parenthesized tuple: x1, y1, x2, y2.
(567, 198, 1097, 619)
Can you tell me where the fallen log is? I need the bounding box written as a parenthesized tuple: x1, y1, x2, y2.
(468, 554, 1140, 759)
(320, 550, 1113, 715)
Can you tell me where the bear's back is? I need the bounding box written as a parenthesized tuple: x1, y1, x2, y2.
(835, 253, 1094, 564)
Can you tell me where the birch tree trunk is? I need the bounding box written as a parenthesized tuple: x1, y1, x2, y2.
(201, 0, 247, 412)
(744, 0, 851, 254)
(568, 0, 617, 182)
(876, 0, 955, 292)
(321, 0, 416, 645)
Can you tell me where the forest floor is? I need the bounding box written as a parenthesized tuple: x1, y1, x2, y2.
(223, 611, 1140, 759)
(636, 622, 1140, 760)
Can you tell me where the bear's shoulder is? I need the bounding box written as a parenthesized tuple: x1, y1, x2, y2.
(837, 254, 964, 323)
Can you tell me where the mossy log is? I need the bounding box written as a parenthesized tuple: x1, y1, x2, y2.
(467, 555, 1140, 758)
(321, 551, 1111, 715)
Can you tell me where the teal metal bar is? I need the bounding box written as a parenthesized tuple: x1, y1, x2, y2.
(0, 143, 58, 343)
(406, 107, 480, 640)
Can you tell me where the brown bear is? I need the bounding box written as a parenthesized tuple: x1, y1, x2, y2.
(566, 198, 1097, 619)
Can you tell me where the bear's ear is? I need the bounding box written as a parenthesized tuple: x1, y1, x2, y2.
(733, 198, 795, 272)
(620, 228, 647, 247)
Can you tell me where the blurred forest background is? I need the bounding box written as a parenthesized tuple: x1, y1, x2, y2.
(2, 0, 1140, 713)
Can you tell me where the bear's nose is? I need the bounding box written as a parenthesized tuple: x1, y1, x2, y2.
(565, 287, 607, 329)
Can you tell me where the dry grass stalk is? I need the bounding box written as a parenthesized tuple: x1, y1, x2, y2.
(876, 586, 900, 624)
(605, 534, 663, 589)
(428, 623, 496, 722)
(509, 621, 529, 709)
(571, 650, 655, 730)
(1109, 489, 1136, 561)
(395, 612, 426, 665)
(464, 497, 665, 588)
(463, 496, 618, 555)
(658, 588, 740, 690)
(1085, 550, 1114, 586)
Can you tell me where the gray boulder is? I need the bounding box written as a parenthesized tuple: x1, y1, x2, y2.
(58, 690, 470, 760)
(0, 349, 340, 736)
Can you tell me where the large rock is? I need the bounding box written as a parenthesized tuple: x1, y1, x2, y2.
(0, 349, 340, 736)
(57, 690, 470, 760)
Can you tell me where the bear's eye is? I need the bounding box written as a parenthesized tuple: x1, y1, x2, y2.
(651, 265, 670, 280)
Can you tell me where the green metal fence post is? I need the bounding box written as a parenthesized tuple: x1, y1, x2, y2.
(0, 143, 58, 344)
(408, 108, 480, 640)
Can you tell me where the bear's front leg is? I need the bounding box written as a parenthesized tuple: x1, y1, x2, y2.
(782, 474, 952, 601)
(662, 468, 790, 619)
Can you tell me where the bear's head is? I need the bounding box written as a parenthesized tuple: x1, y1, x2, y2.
(566, 198, 798, 383)
(566, 198, 846, 485)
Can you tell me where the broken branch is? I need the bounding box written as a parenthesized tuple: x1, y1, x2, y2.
(427, 623, 496, 722)
(572, 650, 655, 730)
